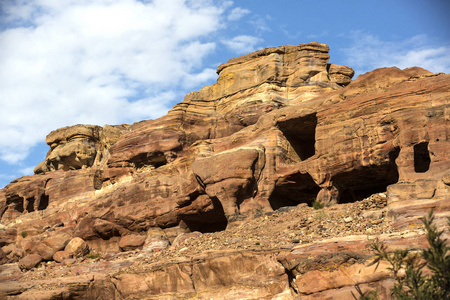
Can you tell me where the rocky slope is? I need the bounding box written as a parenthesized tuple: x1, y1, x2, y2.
(0, 42, 449, 299)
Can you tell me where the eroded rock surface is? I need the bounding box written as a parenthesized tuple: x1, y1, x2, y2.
(0, 42, 449, 299)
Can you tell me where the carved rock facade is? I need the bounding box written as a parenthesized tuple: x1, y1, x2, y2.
(0, 42, 449, 299)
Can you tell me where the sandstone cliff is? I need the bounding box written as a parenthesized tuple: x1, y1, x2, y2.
(0, 42, 449, 299)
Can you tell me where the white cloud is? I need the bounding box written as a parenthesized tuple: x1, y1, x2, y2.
(0, 0, 253, 165)
(221, 35, 262, 54)
(228, 7, 250, 21)
(342, 32, 450, 76)
(248, 14, 271, 33)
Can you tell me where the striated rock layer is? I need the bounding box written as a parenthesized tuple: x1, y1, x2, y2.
(0, 42, 449, 299)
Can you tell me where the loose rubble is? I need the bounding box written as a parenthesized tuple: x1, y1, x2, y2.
(12, 193, 400, 282)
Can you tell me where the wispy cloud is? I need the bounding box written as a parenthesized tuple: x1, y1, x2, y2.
(0, 0, 258, 165)
(341, 31, 450, 76)
(279, 25, 301, 41)
(221, 35, 262, 54)
(248, 15, 272, 33)
(228, 7, 250, 21)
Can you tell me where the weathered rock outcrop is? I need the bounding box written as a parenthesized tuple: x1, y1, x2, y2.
(0, 42, 449, 299)
(35, 124, 128, 174)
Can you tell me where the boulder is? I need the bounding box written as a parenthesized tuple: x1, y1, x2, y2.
(18, 254, 42, 270)
(1, 243, 15, 256)
(328, 64, 355, 86)
(19, 238, 38, 255)
(141, 228, 170, 253)
(119, 234, 146, 252)
(53, 250, 72, 263)
(36, 242, 56, 261)
(43, 232, 72, 251)
(92, 218, 123, 239)
(64, 237, 89, 257)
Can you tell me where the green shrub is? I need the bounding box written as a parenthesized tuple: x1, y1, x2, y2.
(358, 211, 450, 299)
(20, 231, 28, 238)
(85, 252, 101, 259)
(314, 210, 327, 220)
(312, 200, 324, 210)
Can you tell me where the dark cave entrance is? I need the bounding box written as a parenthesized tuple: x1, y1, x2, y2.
(26, 194, 49, 212)
(269, 172, 321, 210)
(131, 151, 168, 169)
(180, 197, 228, 233)
(38, 194, 49, 210)
(26, 197, 35, 212)
(277, 114, 317, 161)
(414, 142, 430, 173)
(150, 153, 168, 169)
(333, 147, 400, 203)
(7, 193, 49, 214)
(9, 195, 24, 213)
(131, 152, 167, 169)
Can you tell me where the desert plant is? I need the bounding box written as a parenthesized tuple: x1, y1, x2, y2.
(362, 210, 450, 299)
(314, 210, 327, 220)
(351, 284, 378, 300)
(312, 199, 324, 210)
(20, 230, 28, 238)
(85, 252, 101, 259)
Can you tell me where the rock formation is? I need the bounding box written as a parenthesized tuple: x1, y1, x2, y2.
(0, 42, 449, 299)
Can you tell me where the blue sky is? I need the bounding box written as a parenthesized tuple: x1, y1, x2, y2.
(0, 0, 449, 188)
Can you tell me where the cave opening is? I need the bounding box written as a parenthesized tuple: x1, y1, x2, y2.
(333, 147, 400, 203)
(151, 153, 168, 169)
(181, 197, 228, 233)
(268, 172, 321, 210)
(277, 113, 317, 162)
(414, 142, 430, 173)
(26, 197, 35, 212)
(7, 195, 24, 213)
(132, 151, 168, 169)
(38, 194, 49, 210)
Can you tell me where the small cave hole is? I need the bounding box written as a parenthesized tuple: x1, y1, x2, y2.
(268, 172, 321, 210)
(132, 152, 168, 169)
(7, 195, 24, 213)
(414, 142, 430, 173)
(277, 114, 317, 162)
(26, 197, 35, 212)
(181, 197, 228, 233)
(38, 194, 49, 210)
(152, 155, 168, 168)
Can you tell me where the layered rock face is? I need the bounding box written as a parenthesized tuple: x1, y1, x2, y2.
(0, 42, 449, 299)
